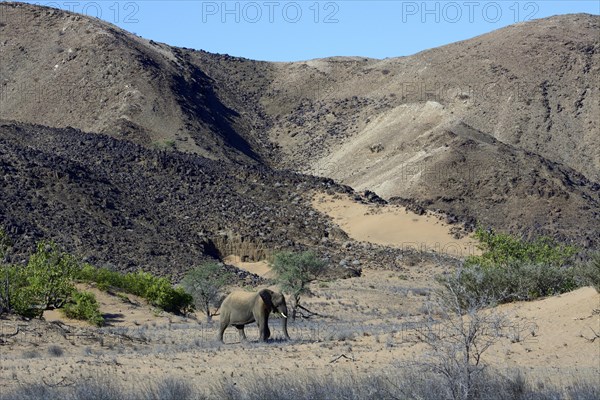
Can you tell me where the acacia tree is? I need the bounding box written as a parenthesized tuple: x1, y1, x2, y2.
(271, 251, 327, 320)
(24, 241, 78, 311)
(0, 238, 79, 317)
(181, 262, 231, 322)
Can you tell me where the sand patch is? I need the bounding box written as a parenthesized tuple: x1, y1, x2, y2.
(485, 286, 600, 371)
(312, 193, 478, 257)
(224, 255, 275, 279)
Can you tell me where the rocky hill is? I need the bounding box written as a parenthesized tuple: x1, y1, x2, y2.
(0, 2, 273, 163)
(1, 2, 598, 251)
(257, 14, 599, 183)
(0, 121, 363, 276)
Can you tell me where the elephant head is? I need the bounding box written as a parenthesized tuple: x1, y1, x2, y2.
(258, 289, 290, 341)
(259, 289, 289, 319)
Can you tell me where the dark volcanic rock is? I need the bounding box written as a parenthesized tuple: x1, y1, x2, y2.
(0, 121, 358, 278)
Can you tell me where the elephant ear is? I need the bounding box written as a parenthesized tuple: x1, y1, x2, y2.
(258, 289, 275, 310)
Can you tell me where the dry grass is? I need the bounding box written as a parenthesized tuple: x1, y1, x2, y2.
(1, 368, 598, 400)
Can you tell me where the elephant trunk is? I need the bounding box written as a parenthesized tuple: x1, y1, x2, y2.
(280, 305, 290, 339)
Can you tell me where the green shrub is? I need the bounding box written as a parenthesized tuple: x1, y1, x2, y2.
(181, 262, 232, 321)
(442, 228, 582, 306)
(0, 265, 44, 318)
(1, 240, 79, 318)
(2, 233, 192, 318)
(23, 241, 78, 310)
(145, 278, 193, 314)
(75, 264, 123, 290)
(62, 291, 104, 326)
(74, 266, 193, 314)
(443, 261, 578, 307)
(271, 251, 327, 320)
(575, 254, 600, 292)
(121, 271, 155, 297)
(466, 227, 577, 268)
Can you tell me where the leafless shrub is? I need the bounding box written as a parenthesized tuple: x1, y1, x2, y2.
(329, 329, 357, 342)
(566, 377, 600, 400)
(369, 143, 385, 153)
(412, 284, 511, 400)
(144, 377, 195, 400)
(81, 347, 94, 356)
(508, 320, 538, 343)
(70, 376, 127, 400)
(213, 373, 394, 400)
(0, 383, 54, 400)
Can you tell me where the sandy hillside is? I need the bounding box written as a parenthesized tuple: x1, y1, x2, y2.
(313, 193, 479, 258)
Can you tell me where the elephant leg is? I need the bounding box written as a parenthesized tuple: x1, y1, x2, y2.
(257, 319, 271, 341)
(218, 320, 228, 343)
(235, 325, 247, 342)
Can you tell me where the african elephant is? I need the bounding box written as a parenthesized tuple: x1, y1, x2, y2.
(218, 289, 290, 343)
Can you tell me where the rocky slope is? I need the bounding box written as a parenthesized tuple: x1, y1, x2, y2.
(1, 2, 598, 249)
(0, 121, 361, 276)
(3, 119, 456, 277)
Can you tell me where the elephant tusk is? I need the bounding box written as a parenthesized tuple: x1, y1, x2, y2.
(281, 312, 288, 318)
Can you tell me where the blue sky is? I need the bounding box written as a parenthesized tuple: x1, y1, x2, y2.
(21, 1, 600, 61)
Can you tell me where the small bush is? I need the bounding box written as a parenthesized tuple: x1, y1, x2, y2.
(271, 251, 327, 320)
(0, 265, 40, 318)
(1, 383, 54, 400)
(1, 241, 78, 318)
(47, 345, 64, 357)
(143, 275, 193, 314)
(62, 291, 104, 326)
(566, 377, 600, 400)
(71, 376, 127, 400)
(21, 350, 40, 359)
(24, 241, 78, 310)
(466, 227, 577, 269)
(575, 254, 600, 292)
(444, 261, 579, 306)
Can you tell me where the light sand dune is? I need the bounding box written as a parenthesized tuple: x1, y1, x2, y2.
(312, 193, 479, 257)
(485, 286, 600, 371)
(224, 255, 276, 279)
